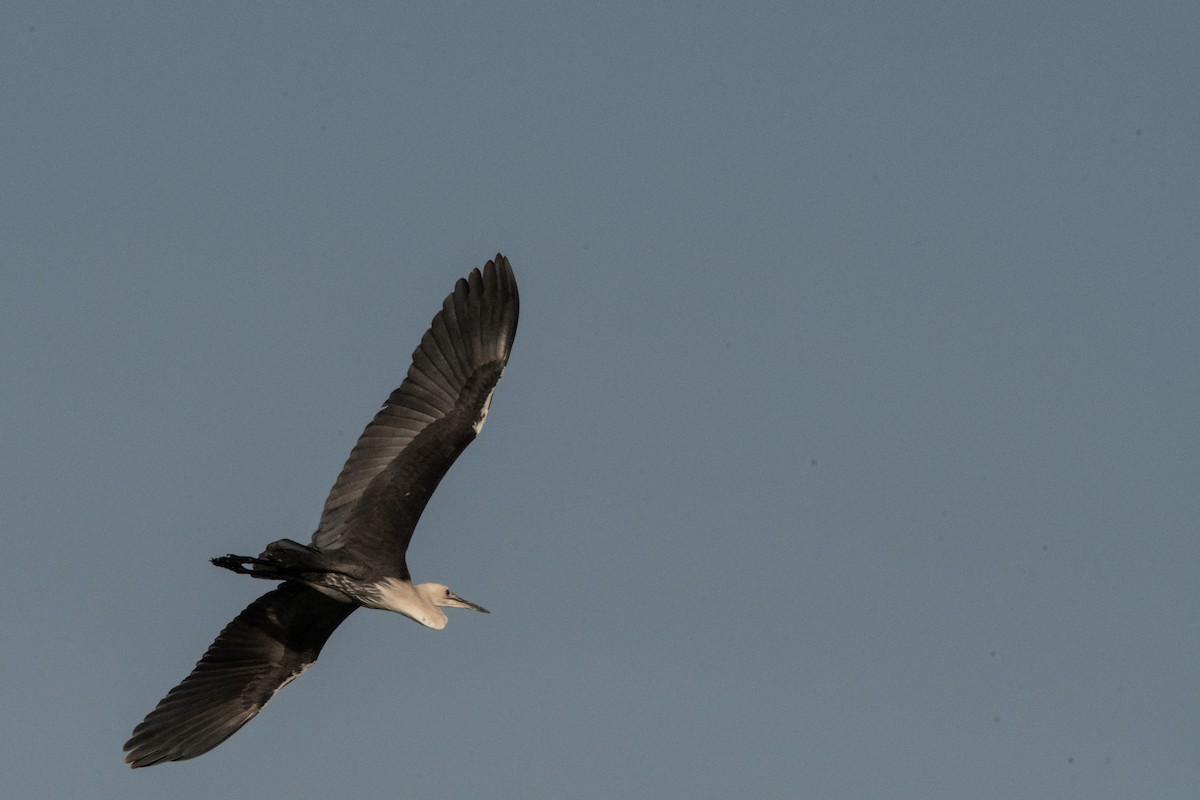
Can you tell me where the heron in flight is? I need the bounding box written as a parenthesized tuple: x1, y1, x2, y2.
(124, 255, 519, 767)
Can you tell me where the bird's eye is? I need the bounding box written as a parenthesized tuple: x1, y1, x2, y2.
(445, 589, 451, 596)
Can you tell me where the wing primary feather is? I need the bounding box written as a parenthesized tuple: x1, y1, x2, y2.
(440, 280, 475, 382)
(464, 268, 486, 368)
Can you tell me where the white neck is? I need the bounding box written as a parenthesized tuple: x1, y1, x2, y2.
(370, 577, 448, 629)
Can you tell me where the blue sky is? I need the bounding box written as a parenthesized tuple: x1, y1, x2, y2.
(3, 3, 1198, 798)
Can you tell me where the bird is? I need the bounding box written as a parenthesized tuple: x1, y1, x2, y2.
(123, 254, 519, 767)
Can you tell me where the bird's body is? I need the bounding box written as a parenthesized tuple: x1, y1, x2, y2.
(124, 255, 518, 767)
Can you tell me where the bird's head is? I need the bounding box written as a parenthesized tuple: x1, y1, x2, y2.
(414, 582, 489, 629)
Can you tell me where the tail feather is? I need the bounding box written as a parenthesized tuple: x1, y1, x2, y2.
(210, 554, 284, 578)
(211, 539, 365, 582)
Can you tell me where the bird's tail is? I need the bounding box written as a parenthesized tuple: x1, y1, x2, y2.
(211, 539, 332, 581)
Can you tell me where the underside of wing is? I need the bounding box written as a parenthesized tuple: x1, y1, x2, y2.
(311, 254, 519, 557)
(124, 583, 356, 767)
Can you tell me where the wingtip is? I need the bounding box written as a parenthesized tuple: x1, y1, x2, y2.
(484, 253, 513, 281)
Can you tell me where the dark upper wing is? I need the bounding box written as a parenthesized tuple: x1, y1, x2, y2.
(123, 583, 356, 767)
(310, 255, 519, 565)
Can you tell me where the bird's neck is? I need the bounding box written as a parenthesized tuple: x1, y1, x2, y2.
(369, 577, 448, 629)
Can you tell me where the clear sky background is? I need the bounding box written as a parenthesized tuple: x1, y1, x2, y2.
(3, 3, 1197, 798)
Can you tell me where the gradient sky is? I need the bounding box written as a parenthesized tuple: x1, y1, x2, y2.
(3, 3, 1198, 798)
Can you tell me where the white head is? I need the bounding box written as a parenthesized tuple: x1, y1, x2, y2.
(370, 577, 490, 630)
(413, 582, 490, 630)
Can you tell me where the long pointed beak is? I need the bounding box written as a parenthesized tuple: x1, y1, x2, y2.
(450, 592, 489, 613)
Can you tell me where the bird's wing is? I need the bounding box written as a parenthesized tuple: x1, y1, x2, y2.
(310, 254, 518, 565)
(123, 583, 356, 767)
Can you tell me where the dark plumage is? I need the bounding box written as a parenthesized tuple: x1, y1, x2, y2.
(125, 255, 518, 767)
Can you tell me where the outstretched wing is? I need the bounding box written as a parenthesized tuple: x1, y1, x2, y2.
(124, 583, 356, 767)
(311, 254, 519, 568)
